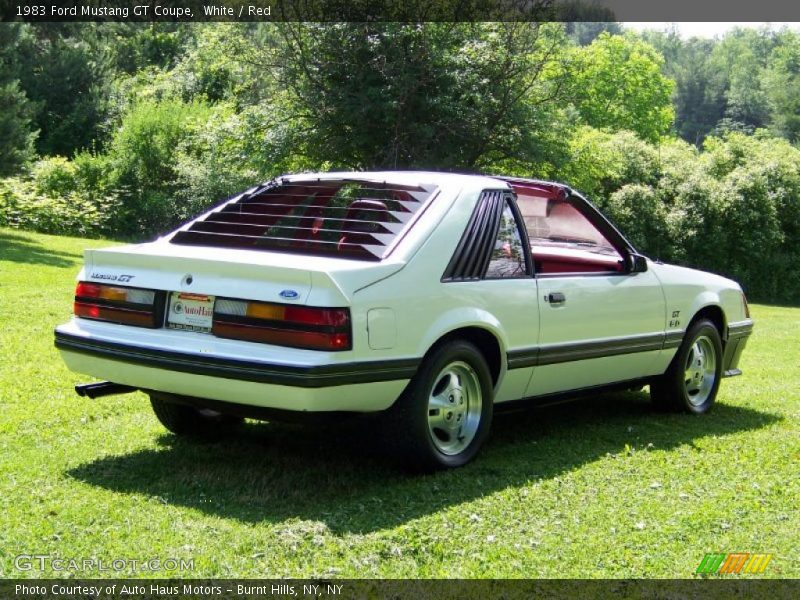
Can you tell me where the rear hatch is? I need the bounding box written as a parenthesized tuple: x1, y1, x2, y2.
(83, 174, 442, 307)
(84, 242, 342, 306)
(71, 175, 438, 351)
(77, 242, 406, 352)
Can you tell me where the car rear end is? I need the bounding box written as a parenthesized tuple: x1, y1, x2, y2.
(55, 174, 442, 414)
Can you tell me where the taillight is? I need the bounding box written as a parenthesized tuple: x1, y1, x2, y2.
(213, 298, 351, 351)
(74, 282, 160, 328)
(742, 292, 751, 319)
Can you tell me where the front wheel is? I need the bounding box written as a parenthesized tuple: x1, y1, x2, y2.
(383, 340, 494, 471)
(651, 318, 723, 414)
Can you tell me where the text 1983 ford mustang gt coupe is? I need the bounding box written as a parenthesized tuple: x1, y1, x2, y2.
(55, 172, 752, 469)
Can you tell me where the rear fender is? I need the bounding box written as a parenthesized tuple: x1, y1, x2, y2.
(416, 308, 508, 367)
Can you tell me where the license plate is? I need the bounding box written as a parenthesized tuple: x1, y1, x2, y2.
(167, 292, 215, 332)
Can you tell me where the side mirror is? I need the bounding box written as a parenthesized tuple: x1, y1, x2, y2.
(626, 253, 648, 273)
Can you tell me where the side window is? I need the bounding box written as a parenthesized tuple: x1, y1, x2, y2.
(485, 201, 527, 279)
(516, 194, 624, 275)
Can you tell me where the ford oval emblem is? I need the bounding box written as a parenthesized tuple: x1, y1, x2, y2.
(279, 289, 299, 299)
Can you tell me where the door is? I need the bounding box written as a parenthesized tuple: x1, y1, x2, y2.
(512, 190, 666, 397)
(531, 271, 666, 396)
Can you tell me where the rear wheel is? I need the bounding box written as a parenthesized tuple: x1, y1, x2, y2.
(149, 393, 243, 438)
(651, 319, 723, 414)
(383, 340, 493, 470)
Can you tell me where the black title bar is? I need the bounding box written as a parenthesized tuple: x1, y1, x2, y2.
(3, 579, 800, 600)
(2, 0, 800, 22)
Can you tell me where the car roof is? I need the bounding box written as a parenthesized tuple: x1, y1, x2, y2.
(168, 171, 583, 264)
(277, 170, 571, 195)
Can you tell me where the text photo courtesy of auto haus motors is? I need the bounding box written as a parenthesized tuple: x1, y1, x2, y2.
(55, 171, 753, 470)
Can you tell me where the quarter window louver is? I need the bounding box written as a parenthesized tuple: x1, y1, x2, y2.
(443, 190, 508, 281)
(171, 179, 437, 261)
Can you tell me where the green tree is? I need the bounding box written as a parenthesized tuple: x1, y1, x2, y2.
(105, 23, 190, 74)
(564, 22, 622, 46)
(257, 22, 573, 170)
(0, 80, 37, 176)
(5, 24, 111, 157)
(559, 127, 661, 201)
(763, 34, 800, 142)
(709, 28, 774, 136)
(570, 33, 674, 143)
(671, 39, 727, 145)
(105, 98, 213, 236)
(0, 24, 38, 175)
(641, 27, 777, 144)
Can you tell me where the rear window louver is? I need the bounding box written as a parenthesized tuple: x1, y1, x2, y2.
(442, 190, 506, 281)
(171, 179, 437, 261)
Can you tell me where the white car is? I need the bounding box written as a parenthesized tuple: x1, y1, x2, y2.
(55, 172, 753, 469)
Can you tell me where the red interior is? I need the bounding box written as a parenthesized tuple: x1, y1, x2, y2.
(506, 181, 624, 275)
(532, 246, 624, 274)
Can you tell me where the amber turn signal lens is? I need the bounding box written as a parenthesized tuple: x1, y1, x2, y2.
(246, 303, 286, 320)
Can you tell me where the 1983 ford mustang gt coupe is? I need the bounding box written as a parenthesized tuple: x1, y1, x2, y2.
(55, 172, 753, 469)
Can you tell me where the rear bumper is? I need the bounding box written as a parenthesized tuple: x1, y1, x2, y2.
(722, 319, 753, 377)
(54, 327, 416, 412)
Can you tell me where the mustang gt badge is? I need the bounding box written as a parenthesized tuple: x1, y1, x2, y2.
(90, 272, 135, 283)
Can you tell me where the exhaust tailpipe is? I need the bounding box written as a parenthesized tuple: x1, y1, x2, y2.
(75, 381, 136, 399)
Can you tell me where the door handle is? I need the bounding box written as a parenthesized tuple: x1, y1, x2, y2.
(547, 292, 566, 304)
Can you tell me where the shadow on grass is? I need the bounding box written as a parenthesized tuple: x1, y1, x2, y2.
(68, 392, 780, 534)
(0, 231, 82, 267)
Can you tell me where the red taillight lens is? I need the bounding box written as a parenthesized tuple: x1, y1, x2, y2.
(213, 299, 351, 351)
(74, 282, 159, 328)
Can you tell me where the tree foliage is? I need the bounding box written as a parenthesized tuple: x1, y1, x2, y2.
(645, 26, 800, 145)
(3, 22, 800, 301)
(266, 22, 573, 170)
(570, 33, 674, 143)
(763, 35, 800, 142)
(6, 25, 109, 156)
(559, 130, 800, 302)
(104, 98, 214, 236)
(0, 81, 37, 176)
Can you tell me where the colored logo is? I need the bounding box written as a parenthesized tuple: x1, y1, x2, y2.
(279, 289, 299, 299)
(696, 553, 773, 574)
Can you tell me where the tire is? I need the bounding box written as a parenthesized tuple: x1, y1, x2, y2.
(149, 393, 243, 438)
(650, 318, 723, 414)
(383, 340, 494, 471)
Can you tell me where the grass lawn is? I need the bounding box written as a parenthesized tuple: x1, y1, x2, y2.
(0, 227, 798, 579)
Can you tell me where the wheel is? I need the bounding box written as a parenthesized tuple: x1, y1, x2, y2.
(650, 319, 723, 414)
(383, 340, 493, 470)
(149, 393, 243, 438)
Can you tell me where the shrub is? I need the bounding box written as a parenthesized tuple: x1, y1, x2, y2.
(31, 156, 79, 197)
(173, 104, 263, 216)
(712, 167, 785, 297)
(4, 116, 800, 302)
(0, 176, 118, 237)
(105, 98, 214, 236)
(605, 184, 675, 262)
(560, 127, 661, 204)
(0, 155, 120, 238)
(72, 151, 115, 196)
(560, 128, 800, 302)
